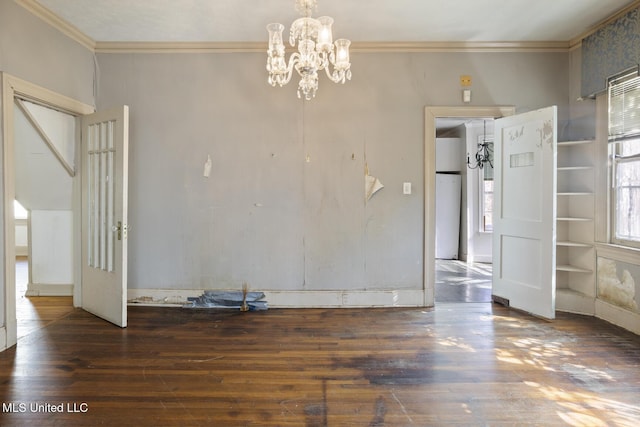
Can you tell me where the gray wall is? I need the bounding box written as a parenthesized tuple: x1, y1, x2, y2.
(569, 47, 597, 140)
(0, 1, 95, 106)
(0, 1, 95, 328)
(0, 0, 578, 304)
(96, 50, 570, 293)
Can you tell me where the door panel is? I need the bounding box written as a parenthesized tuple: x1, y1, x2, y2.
(81, 106, 128, 327)
(492, 106, 556, 319)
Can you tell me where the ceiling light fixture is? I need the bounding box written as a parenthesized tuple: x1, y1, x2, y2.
(467, 120, 493, 169)
(266, 0, 352, 100)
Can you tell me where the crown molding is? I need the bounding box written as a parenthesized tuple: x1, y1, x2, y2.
(351, 41, 570, 53)
(17, 0, 640, 55)
(93, 40, 570, 54)
(94, 42, 266, 54)
(15, 0, 96, 51)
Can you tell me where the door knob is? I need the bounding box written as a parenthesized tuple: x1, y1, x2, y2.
(111, 221, 128, 240)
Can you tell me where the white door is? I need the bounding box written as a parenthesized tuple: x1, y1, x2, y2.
(81, 106, 129, 327)
(492, 106, 557, 319)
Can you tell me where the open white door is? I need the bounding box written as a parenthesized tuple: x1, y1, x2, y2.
(81, 106, 129, 327)
(492, 106, 556, 319)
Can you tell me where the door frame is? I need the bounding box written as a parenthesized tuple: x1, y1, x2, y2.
(1, 73, 93, 350)
(424, 106, 515, 307)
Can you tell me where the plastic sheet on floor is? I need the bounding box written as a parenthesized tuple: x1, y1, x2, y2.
(184, 290, 268, 310)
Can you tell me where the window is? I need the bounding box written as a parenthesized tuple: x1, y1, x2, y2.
(611, 139, 640, 245)
(480, 168, 493, 232)
(608, 71, 640, 247)
(14, 200, 28, 220)
(477, 133, 494, 233)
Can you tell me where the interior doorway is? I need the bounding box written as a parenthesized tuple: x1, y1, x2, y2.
(433, 117, 494, 303)
(424, 106, 515, 306)
(2, 73, 94, 351)
(12, 96, 77, 340)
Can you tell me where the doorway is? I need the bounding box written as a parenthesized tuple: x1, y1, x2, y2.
(2, 73, 94, 350)
(424, 106, 515, 306)
(13, 95, 76, 340)
(433, 117, 494, 303)
(13, 95, 77, 339)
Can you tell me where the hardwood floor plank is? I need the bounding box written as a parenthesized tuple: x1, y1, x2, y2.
(1, 304, 640, 426)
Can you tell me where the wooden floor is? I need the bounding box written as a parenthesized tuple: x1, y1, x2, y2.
(2, 301, 640, 426)
(15, 258, 75, 340)
(435, 260, 492, 303)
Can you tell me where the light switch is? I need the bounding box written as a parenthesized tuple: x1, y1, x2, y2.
(403, 182, 412, 195)
(463, 89, 471, 103)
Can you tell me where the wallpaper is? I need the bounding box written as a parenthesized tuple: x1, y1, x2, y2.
(581, 6, 640, 97)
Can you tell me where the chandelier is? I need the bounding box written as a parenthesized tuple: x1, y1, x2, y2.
(266, 0, 352, 100)
(467, 120, 493, 169)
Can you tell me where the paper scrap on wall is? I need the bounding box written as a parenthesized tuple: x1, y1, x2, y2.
(203, 155, 212, 177)
(365, 174, 384, 201)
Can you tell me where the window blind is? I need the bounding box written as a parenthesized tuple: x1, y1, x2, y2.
(608, 72, 640, 142)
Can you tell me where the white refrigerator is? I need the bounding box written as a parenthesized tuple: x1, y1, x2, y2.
(435, 173, 461, 259)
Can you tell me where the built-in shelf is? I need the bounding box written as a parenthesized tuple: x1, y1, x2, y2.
(557, 192, 593, 196)
(557, 166, 593, 171)
(557, 241, 592, 248)
(556, 288, 596, 315)
(555, 139, 595, 314)
(557, 140, 593, 146)
(557, 264, 593, 273)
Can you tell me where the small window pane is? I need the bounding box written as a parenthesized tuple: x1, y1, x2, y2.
(620, 139, 640, 157)
(615, 160, 640, 242)
(14, 200, 28, 219)
(481, 176, 494, 232)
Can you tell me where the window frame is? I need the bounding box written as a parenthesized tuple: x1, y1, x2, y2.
(609, 139, 640, 248)
(608, 70, 640, 249)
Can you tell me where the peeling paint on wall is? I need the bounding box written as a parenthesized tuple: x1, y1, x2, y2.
(597, 257, 639, 313)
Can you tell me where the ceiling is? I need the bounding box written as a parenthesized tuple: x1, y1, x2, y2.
(28, 0, 638, 45)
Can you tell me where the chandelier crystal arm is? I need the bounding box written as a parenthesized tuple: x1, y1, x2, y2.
(274, 53, 301, 87)
(324, 62, 350, 84)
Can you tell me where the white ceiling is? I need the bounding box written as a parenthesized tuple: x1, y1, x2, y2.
(31, 0, 638, 44)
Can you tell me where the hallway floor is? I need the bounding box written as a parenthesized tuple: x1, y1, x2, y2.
(15, 258, 74, 340)
(435, 259, 492, 303)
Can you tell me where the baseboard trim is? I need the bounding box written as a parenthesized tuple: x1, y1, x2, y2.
(25, 283, 73, 297)
(128, 288, 428, 308)
(595, 299, 640, 335)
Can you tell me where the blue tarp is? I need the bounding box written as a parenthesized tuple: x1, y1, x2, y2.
(184, 290, 268, 310)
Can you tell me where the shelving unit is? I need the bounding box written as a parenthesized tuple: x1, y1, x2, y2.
(555, 139, 596, 314)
